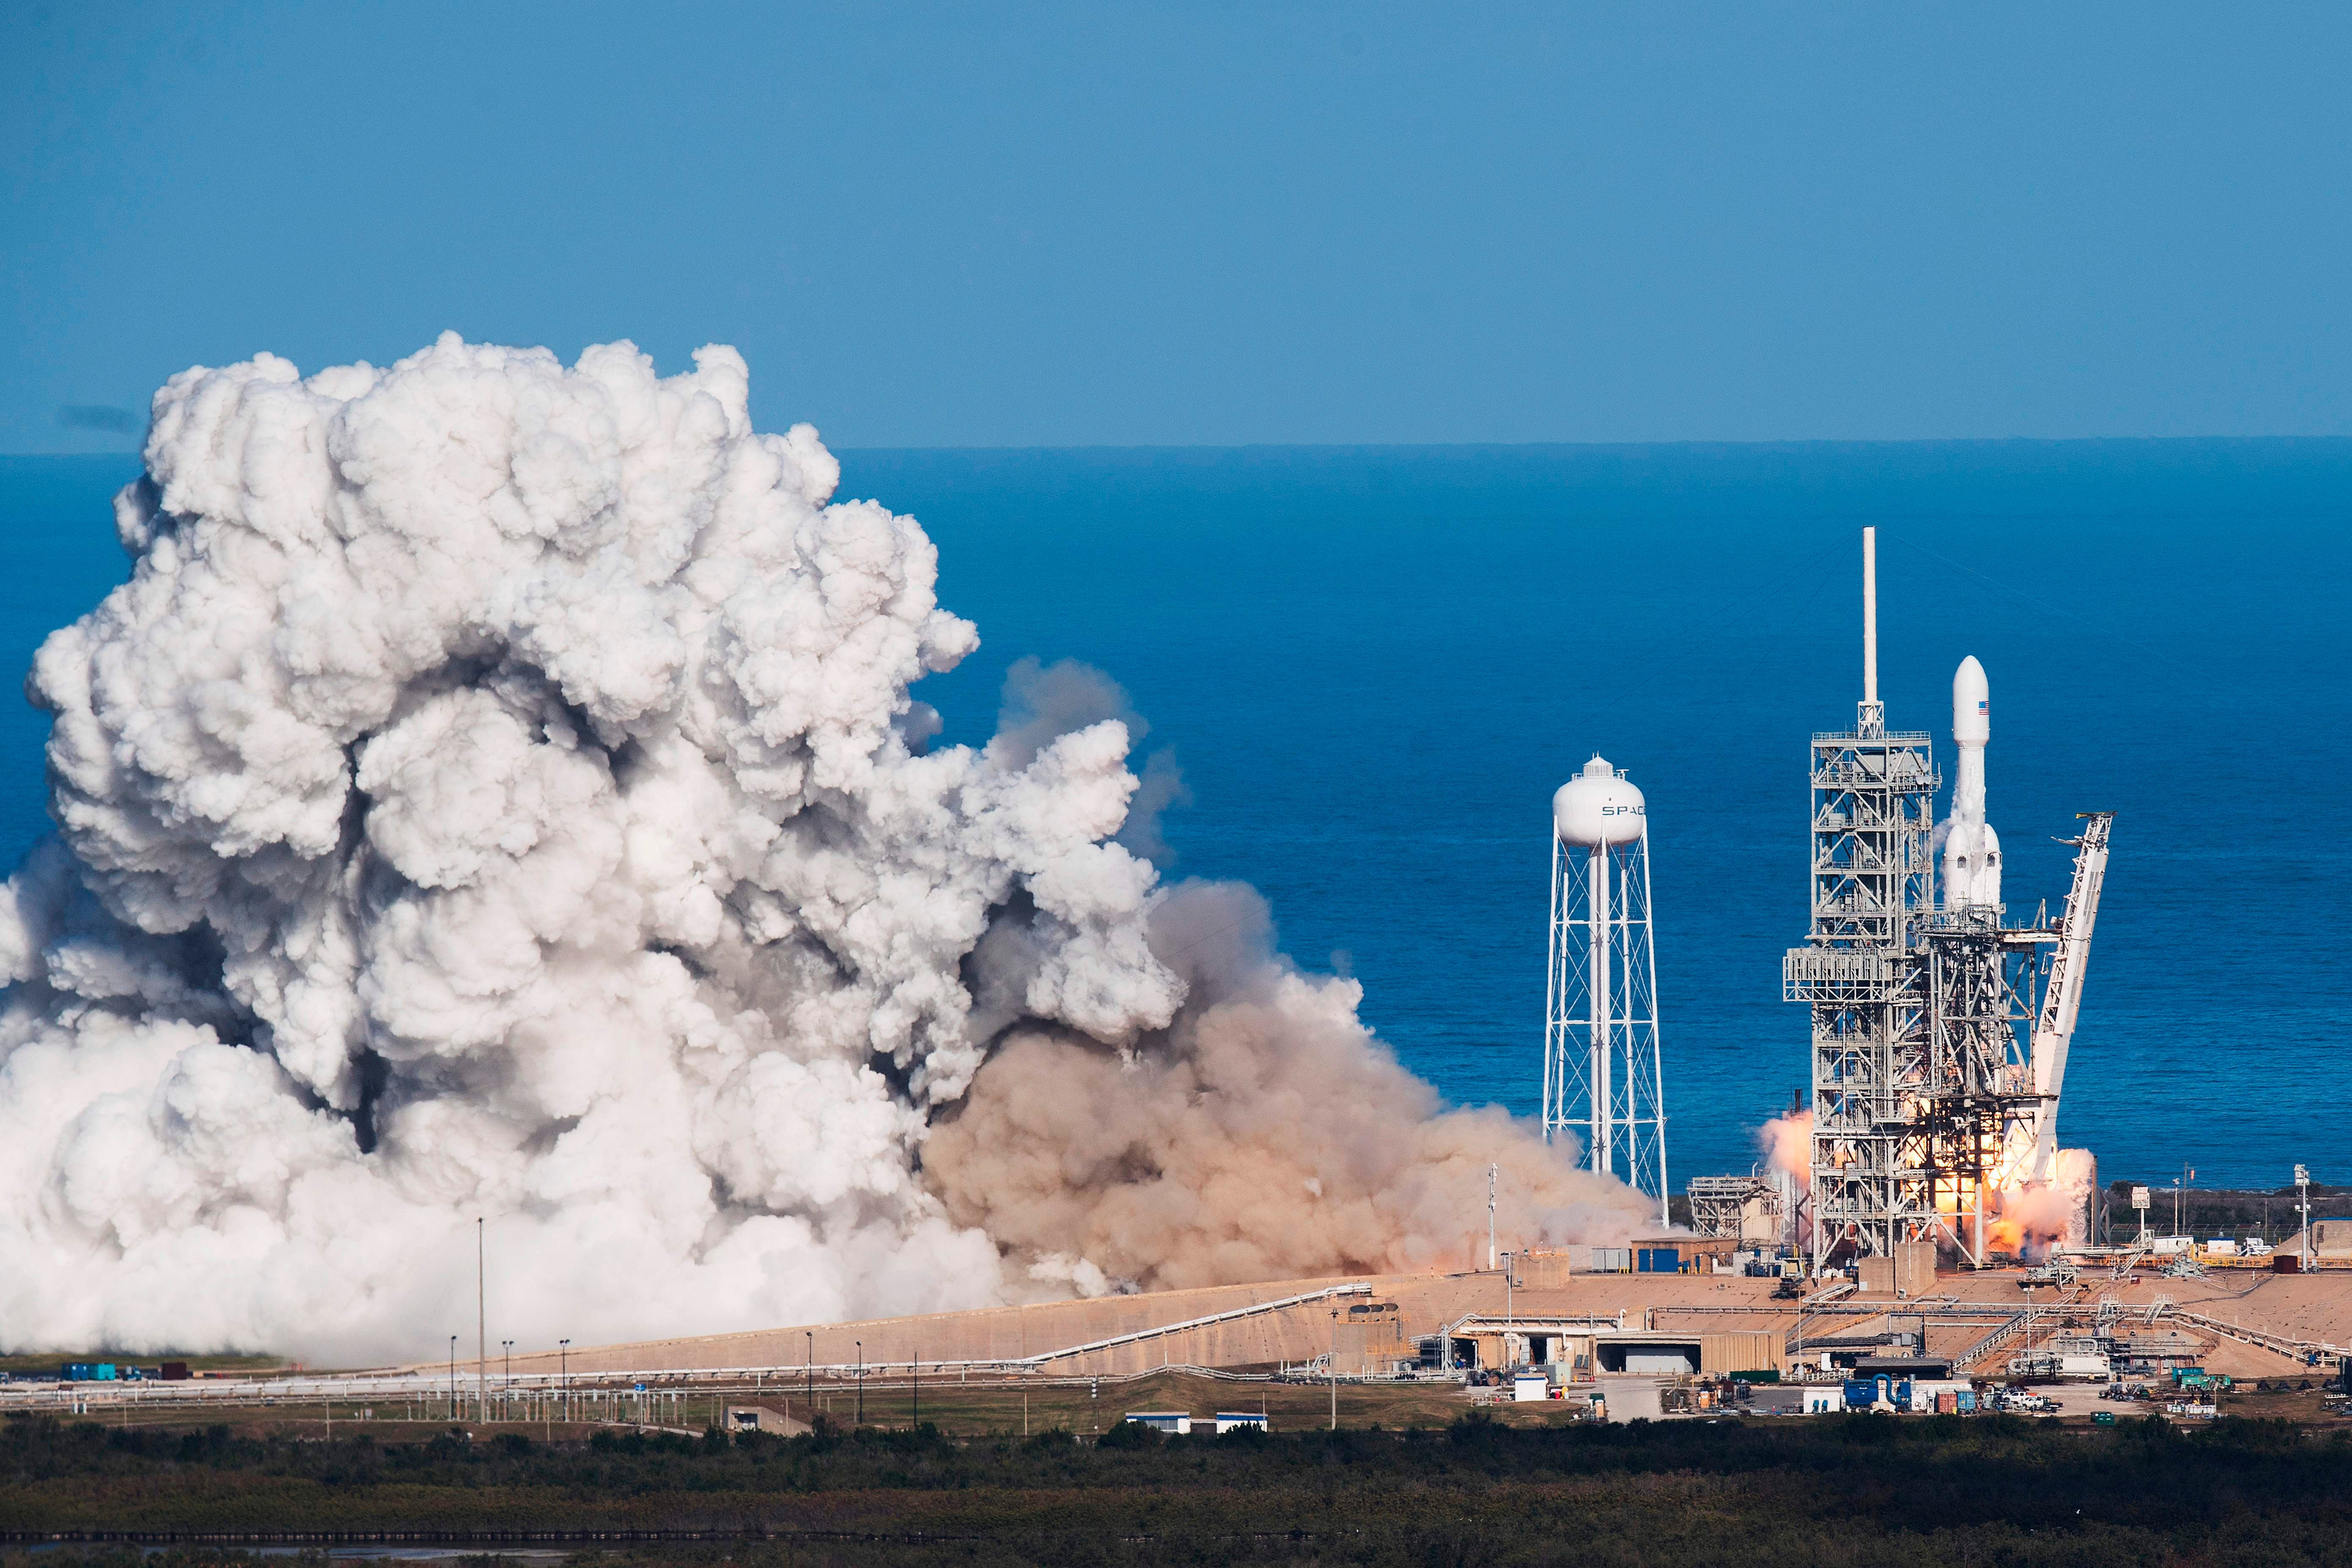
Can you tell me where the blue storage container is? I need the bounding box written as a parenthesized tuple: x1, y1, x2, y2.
(1844, 1375, 1893, 1409)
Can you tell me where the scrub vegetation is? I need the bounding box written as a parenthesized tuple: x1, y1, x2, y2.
(5, 1408, 2352, 1565)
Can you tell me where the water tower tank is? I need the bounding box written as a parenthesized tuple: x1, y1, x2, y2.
(1553, 756, 1646, 846)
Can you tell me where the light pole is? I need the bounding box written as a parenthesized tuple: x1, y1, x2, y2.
(560, 1340, 570, 1424)
(2023, 1285, 2036, 1378)
(448, 1336, 457, 1421)
(1487, 1164, 1498, 1271)
(503, 1339, 514, 1419)
(913, 1348, 920, 1432)
(806, 1331, 814, 1421)
(1328, 1309, 1338, 1431)
(855, 1341, 863, 1426)
(2298, 1165, 2314, 1272)
(476, 1217, 487, 1424)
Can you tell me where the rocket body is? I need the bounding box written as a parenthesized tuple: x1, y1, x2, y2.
(1942, 656, 2002, 906)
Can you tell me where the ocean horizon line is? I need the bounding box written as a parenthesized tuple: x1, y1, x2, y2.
(13, 430, 2352, 465)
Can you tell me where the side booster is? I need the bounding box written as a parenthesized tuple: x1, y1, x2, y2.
(1941, 655, 2001, 907)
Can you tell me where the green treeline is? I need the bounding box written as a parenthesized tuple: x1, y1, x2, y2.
(4, 1411, 2351, 1566)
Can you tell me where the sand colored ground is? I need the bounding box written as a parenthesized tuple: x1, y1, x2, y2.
(465, 1263, 2349, 1382)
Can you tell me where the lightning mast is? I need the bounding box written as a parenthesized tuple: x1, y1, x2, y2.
(1544, 756, 1668, 1227)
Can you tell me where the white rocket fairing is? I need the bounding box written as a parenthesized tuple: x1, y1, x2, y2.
(1942, 655, 2002, 906)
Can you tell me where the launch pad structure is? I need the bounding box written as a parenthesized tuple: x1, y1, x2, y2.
(1786, 528, 2113, 1271)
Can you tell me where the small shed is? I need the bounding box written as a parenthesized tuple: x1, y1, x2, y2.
(1124, 1411, 1192, 1435)
(1595, 1377, 1664, 1422)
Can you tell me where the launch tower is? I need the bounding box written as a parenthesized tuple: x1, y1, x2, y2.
(1786, 529, 2113, 1270)
(1783, 528, 1944, 1266)
(1544, 757, 1669, 1228)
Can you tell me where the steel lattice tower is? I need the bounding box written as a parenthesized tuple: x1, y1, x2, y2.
(1784, 528, 1941, 1270)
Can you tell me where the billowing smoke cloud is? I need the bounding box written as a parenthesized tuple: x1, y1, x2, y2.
(931, 882, 1655, 1290)
(0, 336, 1644, 1365)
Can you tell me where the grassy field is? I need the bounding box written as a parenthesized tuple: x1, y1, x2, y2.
(0, 1372, 1565, 1442)
(5, 1401, 2352, 1565)
(724, 1372, 1545, 1437)
(16, 1367, 2345, 1446)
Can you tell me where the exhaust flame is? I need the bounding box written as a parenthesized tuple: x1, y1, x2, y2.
(1762, 1110, 2091, 1260)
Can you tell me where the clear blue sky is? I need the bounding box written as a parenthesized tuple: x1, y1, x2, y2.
(8, 2, 2349, 452)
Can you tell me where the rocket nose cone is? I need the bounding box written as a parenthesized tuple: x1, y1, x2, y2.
(1953, 655, 1990, 744)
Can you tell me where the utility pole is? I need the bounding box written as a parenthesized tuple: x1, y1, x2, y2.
(913, 1348, 920, 1432)
(476, 1218, 487, 1424)
(1487, 1164, 1498, 1271)
(1328, 1309, 1338, 1431)
(559, 1340, 569, 1425)
(855, 1340, 863, 1426)
(806, 1331, 814, 1421)
(448, 1336, 457, 1421)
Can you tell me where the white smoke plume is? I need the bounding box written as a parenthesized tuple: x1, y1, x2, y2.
(1758, 1109, 1810, 1190)
(0, 336, 1647, 1365)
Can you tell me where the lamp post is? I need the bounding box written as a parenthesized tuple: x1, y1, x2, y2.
(448, 1336, 457, 1421)
(1328, 1309, 1338, 1431)
(1487, 1164, 1497, 1271)
(560, 1340, 570, 1424)
(476, 1217, 487, 1424)
(806, 1331, 814, 1422)
(855, 1340, 863, 1426)
(2298, 1165, 2314, 1273)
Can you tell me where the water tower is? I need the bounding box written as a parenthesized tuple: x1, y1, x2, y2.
(1544, 756, 1669, 1225)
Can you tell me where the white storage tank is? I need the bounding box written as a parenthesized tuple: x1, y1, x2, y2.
(1552, 756, 1647, 846)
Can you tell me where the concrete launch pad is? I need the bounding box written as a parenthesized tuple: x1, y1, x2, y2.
(474, 1262, 2350, 1386)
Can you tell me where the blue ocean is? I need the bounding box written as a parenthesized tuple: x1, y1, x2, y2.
(2, 442, 2344, 1196)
